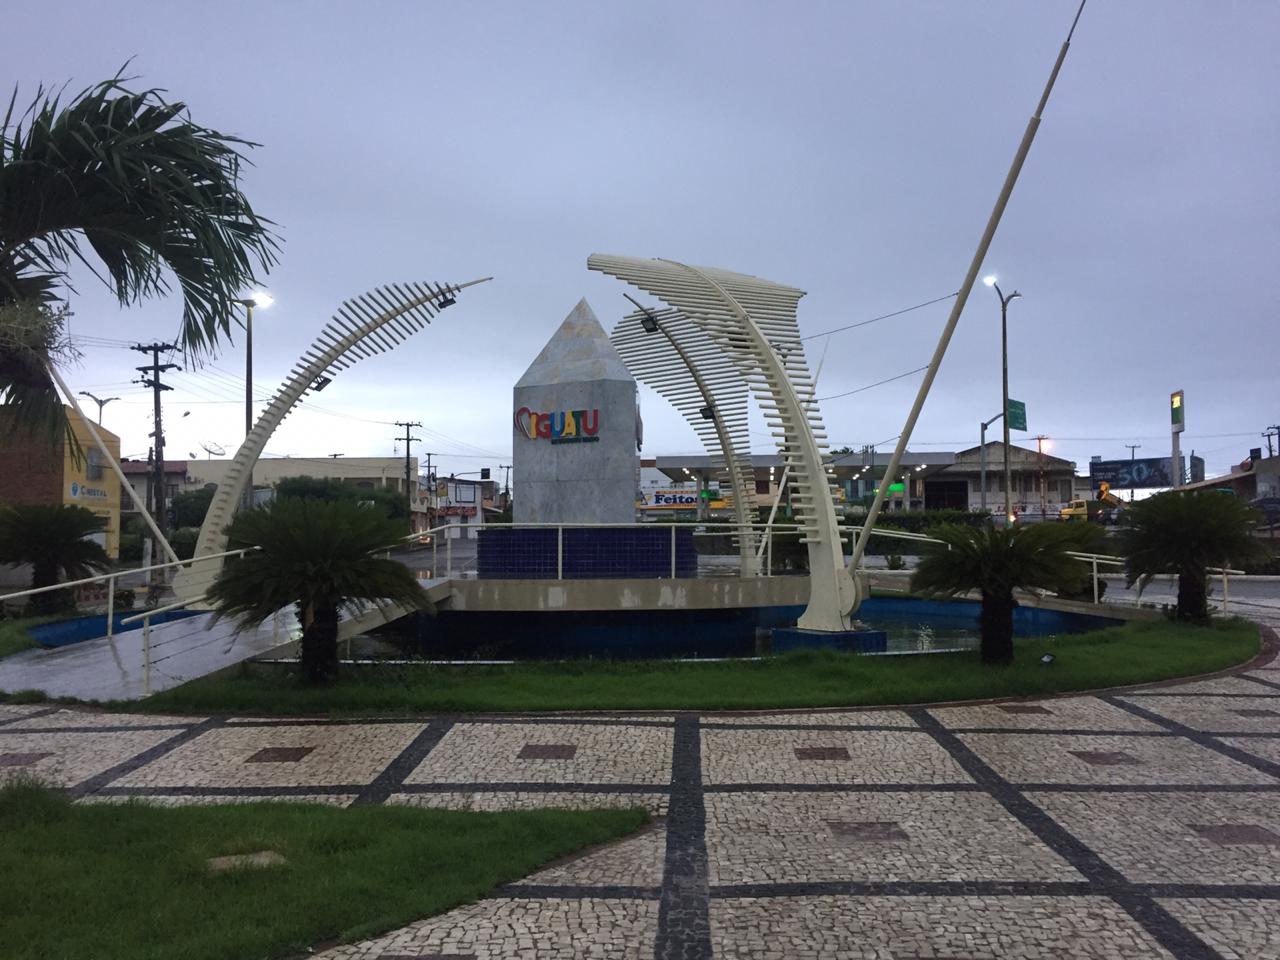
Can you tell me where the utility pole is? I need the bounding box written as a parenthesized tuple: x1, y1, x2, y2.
(1034, 435, 1049, 520)
(133, 342, 179, 596)
(394, 421, 422, 512)
(1124, 444, 1141, 501)
(1265, 426, 1279, 459)
(499, 463, 512, 508)
(328, 453, 344, 459)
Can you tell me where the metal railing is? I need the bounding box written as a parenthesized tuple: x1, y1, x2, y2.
(406, 520, 1252, 617)
(0, 547, 259, 696)
(411, 519, 949, 581)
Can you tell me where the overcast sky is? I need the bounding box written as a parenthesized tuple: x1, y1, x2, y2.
(7, 0, 1277, 482)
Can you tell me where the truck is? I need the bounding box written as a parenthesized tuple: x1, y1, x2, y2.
(1060, 483, 1125, 524)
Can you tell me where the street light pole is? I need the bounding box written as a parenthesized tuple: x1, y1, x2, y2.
(77, 391, 119, 425)
(985, 277, 1022, 524)
(232, 292, 273, 510)
(979, 410, 1004, 514)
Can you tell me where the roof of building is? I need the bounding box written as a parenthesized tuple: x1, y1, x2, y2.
(120, 460, 187, 474)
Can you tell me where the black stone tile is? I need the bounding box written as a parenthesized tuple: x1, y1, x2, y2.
(0, 751, 52, 767)
(245, 746, 315, 764)
(793, 746, 850, 761)
(826, 820, 909, 841)
(517, 743, 577, 760)
(998, 704, 1053, 715)
(1067, 749, 1141, 767)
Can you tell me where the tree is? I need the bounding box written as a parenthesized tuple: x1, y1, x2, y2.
(910, 522, 1102, 664)
(171, 487, 214, 528)
(273, 475, 409, 527)
(0, 504, 110, 612)
(1116, 490, 1265, 624)
(206, 498, 429, 684)
(1, 69, 277, 443)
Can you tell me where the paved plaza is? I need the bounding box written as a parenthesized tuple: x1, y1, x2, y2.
(3, 630, 1280, 958)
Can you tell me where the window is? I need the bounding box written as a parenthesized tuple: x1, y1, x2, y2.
(454, 483, 476, 503)
(86, 448, 104, 482)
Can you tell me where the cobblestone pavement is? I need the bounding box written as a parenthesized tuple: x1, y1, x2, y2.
(4, 627, 1280, 959)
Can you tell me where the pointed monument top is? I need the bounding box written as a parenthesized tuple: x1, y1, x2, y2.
(516, 298, 635, 388)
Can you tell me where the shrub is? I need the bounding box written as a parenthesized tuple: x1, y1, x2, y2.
(169, 527, 199, 561)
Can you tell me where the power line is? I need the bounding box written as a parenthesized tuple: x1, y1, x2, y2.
(815, 365, 929, 402)
(799, 292, 958, 342)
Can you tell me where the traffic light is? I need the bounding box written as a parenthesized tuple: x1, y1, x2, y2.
(480, 467, 491, 480)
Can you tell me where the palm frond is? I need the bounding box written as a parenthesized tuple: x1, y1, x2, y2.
(910, 522, 1103, 599)
(0, 503, 111, 585)
(0, 68, 279, 357)
(1117, 491, 1265, 588)
(206, 498, 429, 630)
(0, 299, 80, 452)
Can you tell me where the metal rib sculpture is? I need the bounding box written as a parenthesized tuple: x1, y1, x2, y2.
(173, 277, 492, 603)
(610, 305, 760, 575)
(589, 254, 857, 630)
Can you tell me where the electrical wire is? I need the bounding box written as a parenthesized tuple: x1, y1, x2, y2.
(799, 293, 958, 341)
(815, 366, 929, 402)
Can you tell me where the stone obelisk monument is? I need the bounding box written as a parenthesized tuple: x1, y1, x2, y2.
(512, 299, 638, 524)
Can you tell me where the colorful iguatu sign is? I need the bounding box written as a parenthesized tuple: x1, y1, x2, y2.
(514, 406, 601, 444)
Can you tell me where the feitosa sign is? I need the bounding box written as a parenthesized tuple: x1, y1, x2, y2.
(514, 406, 601, 444)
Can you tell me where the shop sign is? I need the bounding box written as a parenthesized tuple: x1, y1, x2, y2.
(68, 481, 109, 502)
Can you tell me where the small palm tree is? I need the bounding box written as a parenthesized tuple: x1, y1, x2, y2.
(207, 498, 429, 684)
(1, 69, 277, 444)
(0, 504, 110, 613)
(910, 522, 1103, 664)
(1116, 490, 1265, 623)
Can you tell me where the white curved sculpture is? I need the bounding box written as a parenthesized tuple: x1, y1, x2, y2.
(610, 305, 759, 575)
(588, 255, 857, 631)
(173, 277, 492, 603)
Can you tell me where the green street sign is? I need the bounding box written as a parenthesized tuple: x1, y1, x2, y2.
(1007, 398, 1027, 432)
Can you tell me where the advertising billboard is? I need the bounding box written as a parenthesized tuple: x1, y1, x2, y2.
(1089, 457, 1184, 490)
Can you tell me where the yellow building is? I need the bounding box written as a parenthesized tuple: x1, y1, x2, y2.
(0, 405, 121, 558)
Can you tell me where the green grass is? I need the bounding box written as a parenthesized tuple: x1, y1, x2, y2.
(0, 616, 55, 659)
(0, 781, 647, 960)
(115, 619, 1261, 716)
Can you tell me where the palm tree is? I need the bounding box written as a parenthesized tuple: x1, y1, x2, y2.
(910, 522, 1103, 664)
(206, 498, 429, 684)
(0, 504, 110, 613)
(1, 69, 277, 443)
(1116, 490, 1264, 624)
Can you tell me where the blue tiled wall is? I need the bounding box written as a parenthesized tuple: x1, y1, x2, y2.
(477, 526, 698, 579)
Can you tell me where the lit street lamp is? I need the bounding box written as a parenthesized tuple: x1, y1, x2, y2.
(983, 275, 1021, 524)
(231, 290, 273, 508)
(77, 391, 119, 424)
